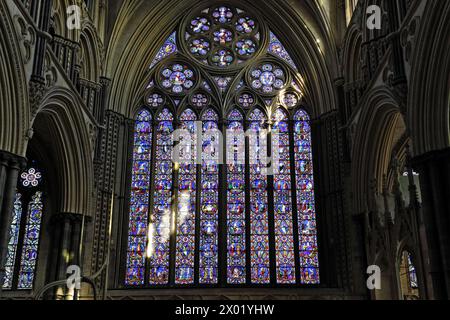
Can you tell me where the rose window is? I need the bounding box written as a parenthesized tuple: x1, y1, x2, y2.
(235, 39, 256, 57)
(189, 38, 211, 57)
(21, 168, 42, 188)
(211, 48, 234, 67)
(282, 93, 299, 108)
(191, 93, 209, 108)
(235, 16, 256, 34)
(184, 5, 260, 68)
(249, 63, 286, 94)
(190, 17, 211, 34)
(160, 64, 196, 94)
(147, 93, 165, 107)
(237, 93, 256, 108)
(213, 28, 233, 45)
(212, 6, 234, 24)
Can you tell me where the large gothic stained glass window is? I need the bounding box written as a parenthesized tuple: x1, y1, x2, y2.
(125, 3, 320, 287)
(3, 166, 45, 290)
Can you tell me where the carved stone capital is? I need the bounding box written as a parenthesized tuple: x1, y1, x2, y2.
(29, 76, 47, 116)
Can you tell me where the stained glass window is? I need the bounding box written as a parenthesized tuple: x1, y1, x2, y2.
(272, 109, 296, 284)
(199, 109, 220, 284)
(18, 192, 44, 289)
(148, 108, 174, 285)
(407, 253, 418, 289)
(175, 109, 198, 284)
(249, 63, 286, 94)
(294, 110, 320, 284)
(126, 3, 321, 288)
(3, 165, 44, 291)
(126, 109, 152, 286)
(249, 109, 270, 284)
(150, 32, 178, 69)
(226, 109, 246, 284)
(268, 32, 298, 70)
(3, 194, 23, 289)
(185, 6, 259, 68)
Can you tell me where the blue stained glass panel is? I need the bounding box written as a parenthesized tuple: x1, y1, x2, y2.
(249, 109, 270, 284)
(2, 193, 23, 290)
(272, 109, 296, 284)
(18, 191, 44, 290)
(227, 109, 246, 284)
(199, 109, 219, 284)
(268, 31, 298, 70)
(150, 32, 178, 70)
(175, 109, 198, 284)
(407, 253, 418, 289)
(126, 109, 152, 286)
(294, 109, 320, 284)
(149, 109, 174, 285)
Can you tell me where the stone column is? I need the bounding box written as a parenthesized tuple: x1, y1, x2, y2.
(29, 0, 53, 110)
(50, 213, 85, 299)
(0, 151, 27, 294)
(412, 148, 450, 299)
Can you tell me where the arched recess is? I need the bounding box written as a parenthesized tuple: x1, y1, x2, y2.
(30, 88, 95, 217)
(342, 23, 363, 84)
(79, 21, 102, 82)
(351, 87, 406, 214)
(0, 1, 30, 156)
(408, 0, 450, 156)
(396, 245, 420, 300)
(105, 0, 339, 120)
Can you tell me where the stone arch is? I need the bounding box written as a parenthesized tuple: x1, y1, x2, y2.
(408, 0, 450, 156)
(79, 21, 102, 82)
(396, 248, 420, 300)
(342, 23, 363, 83)
(0, 1, 30, 156)
(30, 87, 95, 217)
(351, 87, 406, 213)
(105, 0, 338, 120)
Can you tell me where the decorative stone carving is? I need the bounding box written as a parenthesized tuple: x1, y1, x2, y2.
(13, 14, 35, 63)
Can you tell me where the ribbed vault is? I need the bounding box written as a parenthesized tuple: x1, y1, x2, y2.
(351, 87, 406, 214)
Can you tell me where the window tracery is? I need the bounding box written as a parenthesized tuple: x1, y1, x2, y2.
(126, 3, 319, 287)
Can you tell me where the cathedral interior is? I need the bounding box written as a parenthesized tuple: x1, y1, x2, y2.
(0, 0, 449, 301)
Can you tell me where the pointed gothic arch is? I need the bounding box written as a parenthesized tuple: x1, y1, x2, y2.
(0, 1, 30, 156)
(122, 2, 321, 288)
